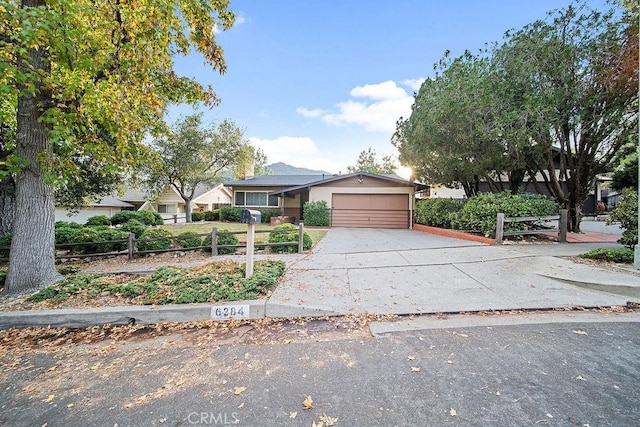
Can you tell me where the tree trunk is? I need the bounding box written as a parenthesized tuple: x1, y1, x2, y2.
(0, 176, 14, 237)
(4, 2, 62, 296)
(184, 197, 193, 223)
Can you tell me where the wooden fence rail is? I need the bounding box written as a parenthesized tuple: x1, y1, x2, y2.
(0, 224, 306, 262)
(495, 209, 567, 244)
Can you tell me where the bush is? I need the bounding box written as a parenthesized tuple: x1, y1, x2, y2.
(191, 212, 205, 222)
(93, 227, 129, 252)
(203, 229, 239, 254)
(137, 228, 173, 251)
(121, 219, 147, 238)
(451, 192, 558, 237)
(0, 233, 12, 258)
(610, 188, 638, 248)
(204, 210, 219, 221)
(259, 209, 280, 224)
(219, 206, 242, 222)
(55, 222, 84, 245)
(68, 227, 102, 253)
(137, 210, 164, 226)
(268, 223, 312, 253)
(303, 200, 330, 226)
(85, 215, 111, 227)
(110, 210, 141, 225)
(580, 248, 634, 264)
(414, 198, 465, 229)
(177, 231, 203, 248)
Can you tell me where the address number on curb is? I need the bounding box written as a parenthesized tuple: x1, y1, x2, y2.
(211, 305, 250, 320)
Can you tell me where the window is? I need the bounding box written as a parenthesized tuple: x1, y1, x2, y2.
(234, 191, 279, 207)
(157, 204, 177, 214)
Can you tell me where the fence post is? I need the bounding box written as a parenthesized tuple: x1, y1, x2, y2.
(128, 233, 135, 260)
(298, 222, 304, 253)
(173, 214, 177, 224)
(211, 228, 218, 255)
(495, 213, 504, 245)
(559, 209, 568, 243)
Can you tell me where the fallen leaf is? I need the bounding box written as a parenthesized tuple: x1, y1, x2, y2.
(311, 422, 324, 427)
(320, 413, 338, 426)
(576, 375, 587, 381)
(572, 330, 588, 335)
(238, 403, 244, 409)
(233, 386, 246, 395)
(495, 391, 501, 396)
(450, 408, 457, 416)
(447, 360, 453, 364)
(407, 355, 415, 361)
(66, 403, 74, 408)
(43, 395, 55, 403)
(302, 395, 313, 410)
(411, 367, 420, 372)
(47, 366, 57, 372)
(289, 412, 297, 419)
(453, 332, 468, 338)
(546, 413, 554, 418)
(91, 363, 102, 371)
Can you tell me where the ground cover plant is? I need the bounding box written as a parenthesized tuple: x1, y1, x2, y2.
(25, 260, 286, 306)
(579, 248, 635, 264)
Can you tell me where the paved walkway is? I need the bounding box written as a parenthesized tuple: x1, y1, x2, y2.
(266, 228, 640, 317)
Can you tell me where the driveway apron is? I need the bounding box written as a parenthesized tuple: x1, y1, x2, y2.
(265, 228, 640, 317)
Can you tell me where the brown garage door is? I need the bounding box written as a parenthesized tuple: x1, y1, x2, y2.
(331, 194, 409, 229)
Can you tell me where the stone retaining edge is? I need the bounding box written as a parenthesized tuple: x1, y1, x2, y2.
(413, 224, 496, 245)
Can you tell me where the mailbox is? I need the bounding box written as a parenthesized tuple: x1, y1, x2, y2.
(240, 209, 261, 224)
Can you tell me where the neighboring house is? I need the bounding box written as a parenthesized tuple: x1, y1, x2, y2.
(225, 173, 427, 229)
(55, 183, 232, 224)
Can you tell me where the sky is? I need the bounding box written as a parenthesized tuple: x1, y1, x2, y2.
(169, 0, 611, 176)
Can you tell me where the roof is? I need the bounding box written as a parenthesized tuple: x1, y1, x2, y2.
(224, 175, 332, 187)
(92, 196, 134, 208)
(267, 172, 429, 196)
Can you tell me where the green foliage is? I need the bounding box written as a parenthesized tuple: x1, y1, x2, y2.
(414, 198, 466, 228)
(611, 152, 638, 191)
(137, 228, 173, 252)
(27, 274, 108, 302)
(451, 192, 558, 237)
(57, 265, 81, 275)
(580, 248, 635, 264)
(268, 223, 312, 253)
(0, 267, 6, 289)
(93, 227, 129, 252)
(121, 219, 147, 238)
(609, 188, 638, 248)
(220, 206, 242, 222)
(191, 211, 205, 222)
(203, 229, 239, 254)
(85, 215, 111, 227)
(259, 208, 280, 223)
(136, 210, 164, 226)
(111, 210, 163, 226)
(347, 147, 397, 174)
(0, 233, 12, 257)
(54, 222, 84, 245)
(204, 209, 219, 221)
(303, 200, 330, 226)
(177, 231, 203, 248)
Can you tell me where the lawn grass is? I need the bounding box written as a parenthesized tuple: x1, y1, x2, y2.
(161, 221, 328, 247)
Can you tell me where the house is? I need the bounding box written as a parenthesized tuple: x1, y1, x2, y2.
(225, 173, 427, 229)
(55, 183, 232, 224)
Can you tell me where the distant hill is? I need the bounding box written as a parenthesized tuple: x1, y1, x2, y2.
(267, 162, 331, 175)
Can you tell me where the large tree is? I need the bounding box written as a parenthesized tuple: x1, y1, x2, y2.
(145, 114, 245, 222)
(347, 147, 398, 174)
(0, 0, 235, 295)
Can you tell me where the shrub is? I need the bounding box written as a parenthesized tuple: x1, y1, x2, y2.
(137, 228, 173, 251)
(0, 267, 6, 289)
(268, 223, 312, 253)
(414, 198, 465, 228)
(26, 274, 108, 302)
(259, 208, 280, 224)
(93, 227, 129, 252)
(609, 188, 638, 248)
(68, 227, 102, 253)
(55, 222, 84, 245)
(85, 215, 112, 227)
(204, 210, 219, 221)
(191, 211, 205, 222)
(303, 200, 330, 226)
(0, 233, 11, 258)
(177, 231, 203, 248)
(203, 229, 239, 254)
(219, 206, 242, 222)
(137, 210, 164, 226)
(55, 221, 83, 230)
(451, 192, 558, 237)
(110, 210, 141, 225)
(580, 248, 634, 264)
(121, 219, 147, 238)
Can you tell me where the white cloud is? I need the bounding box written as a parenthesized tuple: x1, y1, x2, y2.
(400, 77, 426, 91)
(249, 136, 338, 172)
(295, 107, 327, 118)
(297, 80, 418, 134)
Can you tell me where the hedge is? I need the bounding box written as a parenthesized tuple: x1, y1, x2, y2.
(303, 201, 330, 226)
(137, 228, 173, 251)
(203, 229, 238, 254)
(219, 206, 242, 222)
(268, 223, 312, 253)
(414, 198, 465, 229)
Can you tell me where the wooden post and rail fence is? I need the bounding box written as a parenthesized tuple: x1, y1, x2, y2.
(495, 209, 568, 244)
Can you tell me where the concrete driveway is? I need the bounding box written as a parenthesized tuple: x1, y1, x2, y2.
(266, 228, 640, 317)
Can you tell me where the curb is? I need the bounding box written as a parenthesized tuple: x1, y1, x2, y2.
(413, 224, 496, 245)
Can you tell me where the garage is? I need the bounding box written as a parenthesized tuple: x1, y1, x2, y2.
(331, 193, 409, 229)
